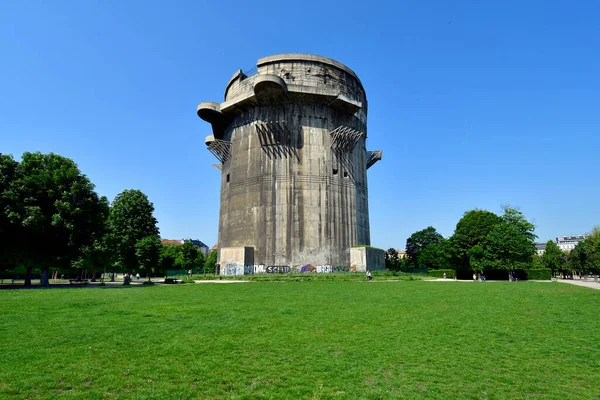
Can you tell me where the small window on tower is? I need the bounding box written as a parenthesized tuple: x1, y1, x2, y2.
(343, 171, 349, 178)
(226, 173, 230, 183)
(333, 168, 338, 175)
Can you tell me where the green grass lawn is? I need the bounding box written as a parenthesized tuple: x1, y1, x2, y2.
(0, 281, 598, 399)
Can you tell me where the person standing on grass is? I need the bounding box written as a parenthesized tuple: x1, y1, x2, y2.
(481, 272, 486, 282)
(366, 270, 372, 281)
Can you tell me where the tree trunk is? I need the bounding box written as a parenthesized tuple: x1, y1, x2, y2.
(24, 266, 33, 286)
(92, 267, 97, 282)
(40, 267, 50, 286)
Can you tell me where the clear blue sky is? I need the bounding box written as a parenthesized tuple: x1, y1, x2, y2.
(1, 0, 599, 249)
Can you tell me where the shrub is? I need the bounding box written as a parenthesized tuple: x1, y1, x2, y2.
(525, 269, 552, 280)
(428, 269, 456, 279)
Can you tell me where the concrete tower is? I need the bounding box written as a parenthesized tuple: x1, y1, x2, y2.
(197, 54, 382, 270)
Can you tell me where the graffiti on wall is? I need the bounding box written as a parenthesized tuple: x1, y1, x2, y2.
(222, 263, 245, 276)
(220, 263, 364, 275)
(266, 266, 290, 274)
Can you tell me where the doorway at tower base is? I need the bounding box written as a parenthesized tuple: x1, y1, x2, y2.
(350, 246, 386, 272)
(218, 246, 386, 276)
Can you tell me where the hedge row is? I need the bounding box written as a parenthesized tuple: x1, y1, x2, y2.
(525, 269, 552, 280)
(428, 269, 551, 280)
(428, 269, 456, 279)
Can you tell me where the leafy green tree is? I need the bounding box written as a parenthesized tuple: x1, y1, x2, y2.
(160, 243, 182, 275)
(569, 241, 591, 278)
(180, 241, 200, 272)
(12, 152, 107, 286)
(467, 245, 485, 275)
(406, 226, 443, 268)
(108, 189, 159, 273)
(585, 226, 600, 275)
(452, 209, 502, 271)
(385, 248, 399, 270)
(418, 238, 452, 270)
(135, 236, 161, 281)
(71, 196, 111, 281)
(194, 251, 205, 273)
(481, 207, 536, 277)
(204, 249, 218, 274)
(500, 205, 537, 242)
(541, 240, 563, 277)
(0, 154, 21, 273)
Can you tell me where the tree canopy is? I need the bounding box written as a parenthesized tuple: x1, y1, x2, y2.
(135, 236, 162, 280)
(405, 226, 443, 268)
(541, 240, 563, 277)
(0, 152, 108, 285)
(452, 209, 502, 270)
(108, 189, 160, 273)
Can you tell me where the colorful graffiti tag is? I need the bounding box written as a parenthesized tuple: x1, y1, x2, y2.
(220, 263, 363, 276)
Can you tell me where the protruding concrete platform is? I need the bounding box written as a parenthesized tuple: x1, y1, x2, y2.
(196, 102, 223, 122)
(366, 150, 383, 169)
(253, 74, 288, 97)
(197, 102, 230, 139)
(330, 94, 362, 115)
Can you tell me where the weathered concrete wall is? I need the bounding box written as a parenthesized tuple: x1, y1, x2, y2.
(219, 246, 254, 276)
(350, 247, 385, 272)
(199, 54, 379, 267)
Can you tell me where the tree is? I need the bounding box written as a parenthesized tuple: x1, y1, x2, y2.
(452, 209, 502, 270)
(135, 236, 161, 281)
(417, 238, 452, 270)
(159, 243, 182, 275)
(72, 198, 111, 281)
(585, 226, 600, 275)
(0, 154, 21, 273)
(481, 207, 536, 277)
(569, 241, 592, 278)
(180, 241, 200, 272)
(204, 249, 218, 274)
(12, 152, 107, 286)
(405, 226, 443, 268)
(194, 251, 205, 273)
(467, 245, 485, 275)
(500, 205, 536, 242)
(541, 240, 563, 277)
(385, 248, 399, 270)
(108, 189, 159, 273)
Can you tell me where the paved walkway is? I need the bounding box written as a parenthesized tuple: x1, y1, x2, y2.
(557, 278, 600, 290)
(427, 277, 600, 291)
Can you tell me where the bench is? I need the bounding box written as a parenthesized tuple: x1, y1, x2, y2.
(69, 279, 89, 285)
(163, 278, 180, 284)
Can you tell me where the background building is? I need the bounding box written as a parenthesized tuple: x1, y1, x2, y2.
(535, 242, 547, 256)
(555, 235, 585, 252)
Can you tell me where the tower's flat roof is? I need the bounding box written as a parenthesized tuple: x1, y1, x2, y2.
(257, 53, 363, 89)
